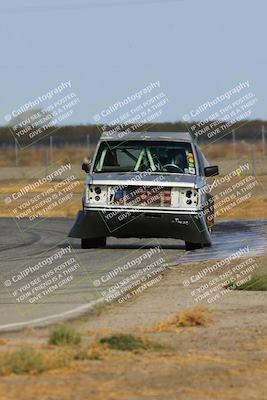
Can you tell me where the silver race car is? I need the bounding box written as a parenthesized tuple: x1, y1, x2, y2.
(69, 132, 219, 250)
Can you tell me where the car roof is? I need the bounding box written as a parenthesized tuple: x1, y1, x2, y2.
(100, 131, 194, 142)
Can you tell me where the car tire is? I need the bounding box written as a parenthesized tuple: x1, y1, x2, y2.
(185, 241, 203, 251)
(81, 237, 107, 249)
(204, 242, 212, 247)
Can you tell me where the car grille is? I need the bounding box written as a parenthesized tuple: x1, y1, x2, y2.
(111, 186, 172, 207)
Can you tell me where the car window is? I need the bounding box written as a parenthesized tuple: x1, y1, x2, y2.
(94, 141, 196, 174)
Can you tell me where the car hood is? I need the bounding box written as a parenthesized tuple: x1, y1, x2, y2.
(88, 172, 206, 189)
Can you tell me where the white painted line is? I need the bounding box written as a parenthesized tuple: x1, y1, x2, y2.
(0, 298, 104, 331)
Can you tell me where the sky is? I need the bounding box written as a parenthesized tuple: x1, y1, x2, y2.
(0, 0, 266, 126)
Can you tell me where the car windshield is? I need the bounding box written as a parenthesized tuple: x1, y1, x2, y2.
(94, 141, 197, 174)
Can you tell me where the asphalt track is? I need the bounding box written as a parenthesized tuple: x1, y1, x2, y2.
(0, 217, 266, 331)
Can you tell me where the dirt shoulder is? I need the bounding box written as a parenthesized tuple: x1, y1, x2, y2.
(0, 255, 267, 400)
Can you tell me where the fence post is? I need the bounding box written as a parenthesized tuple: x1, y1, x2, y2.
(232, 130, 236, 159)
(251, 145, 256, 176)
(50, 135, 53, 163)
(46, 147, 49, 175)
(262, 125, 266, 157)
(14, 138, 19, 167)
(86, 134, 90, 153)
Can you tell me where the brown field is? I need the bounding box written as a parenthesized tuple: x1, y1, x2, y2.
(0, 141, 266, 220)
(0, 176, 266, 220)
(0, 146, 95, 168)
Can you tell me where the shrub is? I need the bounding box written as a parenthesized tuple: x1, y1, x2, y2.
(48, 323, 81, 346)
(153, 306, 213, 332)
(0, 347, 45, 375)
(99, 334, 162, 351)
(236, 275, 267, 291)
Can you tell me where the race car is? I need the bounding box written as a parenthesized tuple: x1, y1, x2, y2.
(69, 131, 219, 250)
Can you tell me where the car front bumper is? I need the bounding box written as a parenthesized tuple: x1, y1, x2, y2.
(68, 208, 211, 245)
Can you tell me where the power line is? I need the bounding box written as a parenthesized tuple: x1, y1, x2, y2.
(1, 0, 184, 14)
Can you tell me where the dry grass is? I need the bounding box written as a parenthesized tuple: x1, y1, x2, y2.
(0, 141, 266, 220)
(152, 306, 213, 332)
(0, 141, 265, 167)
(73, 342, 106, 361)
(0, 180, 82, 218)
(216, 194, 267, 220)
(0, 347, 69, 376)
(0, 146, 95, 167)
(0, 342, 108, 377)
(200, 140, 265, 161)
(0, 333, 164, 377)
(0, 178, 266, 219)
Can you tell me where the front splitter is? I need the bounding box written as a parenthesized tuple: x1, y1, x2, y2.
(69, 209, 211, 245)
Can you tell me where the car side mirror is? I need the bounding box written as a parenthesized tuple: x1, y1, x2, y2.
(82, 158, 91, 173)
(204, 165, 219, 177)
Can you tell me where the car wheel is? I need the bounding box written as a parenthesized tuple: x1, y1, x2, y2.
(81, 237, 107, 249)
(185, 241, 203, 251)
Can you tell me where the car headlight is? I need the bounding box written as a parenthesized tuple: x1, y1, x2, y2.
(86, 185, 108, 205)
(171, 187, 199, 208)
